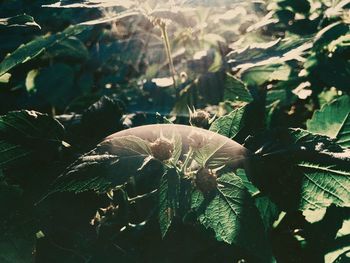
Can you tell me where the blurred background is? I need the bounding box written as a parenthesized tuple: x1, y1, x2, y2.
(1, 0, 348, 127)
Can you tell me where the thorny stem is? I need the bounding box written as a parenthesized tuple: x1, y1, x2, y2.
(159, 23, 177, 93)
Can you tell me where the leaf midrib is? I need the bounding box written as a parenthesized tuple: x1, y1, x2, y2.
(334, 112, 350, 139)
(297, 162, 350, 176)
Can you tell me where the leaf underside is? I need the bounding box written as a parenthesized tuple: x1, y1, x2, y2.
(50, 135, 153, 194)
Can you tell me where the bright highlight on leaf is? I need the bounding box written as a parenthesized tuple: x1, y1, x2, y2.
(307, 95, 350, 148)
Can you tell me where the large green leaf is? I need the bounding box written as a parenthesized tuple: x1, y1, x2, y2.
(0, 110, 65, 169)
(0, 25, 88, 77)
(245, 128, 350, 211)
(307, 96, 350, 148)
(297, 160, 350, 209)
(292, 130, 350, 210)
(209, 105, 246, 139)
(158, 168, 180, 238)
(191, 172, 271, 262)
(49, 135, 155, 194)
(223, 73, 253, 103)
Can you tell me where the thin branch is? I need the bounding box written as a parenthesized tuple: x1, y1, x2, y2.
(128, 189, 158, 204)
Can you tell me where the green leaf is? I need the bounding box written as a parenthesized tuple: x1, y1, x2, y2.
(228, 37, 309, 86)
(297, 160, 350, 210)
(27, 63, 75, 107)
(208, 50, 222, 73)
(317, 88, 340, 108)
(191, 172, 271, 262)
(230, 170, 280, 232)
(286, 129, 350, 210)
(313, 22, 349, 49)
(192, 132, 249, 169)
(255, 196, 280, 232)
(241, 63, 291, 86)
(0, 14, 40, 29)
(209, 105, 246, 139)
(223, 73, 253, 103)
(44, 37, 89, 61)
(0, 141, 33, 170)
(159, 168, 180, 238)
(307, 96, 350, 148)
(192, 138, 226, 168)
(227, 38, 280, 65)
(50, 135, 154, 194)
(0, 110, 65, 169)
(246, 128, 350, 211)
(235, 168, 259, 195)
(0, 25, 89, 77)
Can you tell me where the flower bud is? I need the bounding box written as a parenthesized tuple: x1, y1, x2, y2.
(195, 168, 217, 194)
(190, 109, 211, 128)
(150, 137, 174, 161)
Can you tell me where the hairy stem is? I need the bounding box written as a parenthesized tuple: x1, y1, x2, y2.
(160, 24, 177, 93)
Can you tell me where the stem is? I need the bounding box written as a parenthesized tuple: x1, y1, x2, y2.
(160, 24, 177, 92)
(181, 147, 194, 173)
(128, 189, 158, 204)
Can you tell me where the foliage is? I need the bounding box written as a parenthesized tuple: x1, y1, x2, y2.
(0, 0, 349, 262)
(307, 95, 350, 148)
(0, 110, 65, 168)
